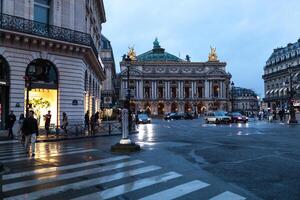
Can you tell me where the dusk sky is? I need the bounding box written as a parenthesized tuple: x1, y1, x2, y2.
(102, 0, 300, 97)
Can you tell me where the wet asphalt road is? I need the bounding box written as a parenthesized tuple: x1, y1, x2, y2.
(1, 118, 300, 200)
(134, 118, 300, 200)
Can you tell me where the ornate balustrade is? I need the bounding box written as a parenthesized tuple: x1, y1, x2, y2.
(0, 13, 98, 57)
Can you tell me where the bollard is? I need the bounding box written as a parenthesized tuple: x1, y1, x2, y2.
(109, 123, 112, 135)
(111, 108, 140, 152)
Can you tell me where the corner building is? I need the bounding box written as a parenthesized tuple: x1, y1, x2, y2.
(263, 39, 300, 110)
(0, 0, 106, 129)
(119, 39, 232, 115)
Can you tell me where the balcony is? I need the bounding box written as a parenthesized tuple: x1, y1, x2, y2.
(0, 13, 98, 58)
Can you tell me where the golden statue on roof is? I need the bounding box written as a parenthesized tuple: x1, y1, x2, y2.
(127, 46, 137, 61)
(208, 46, 219, 62)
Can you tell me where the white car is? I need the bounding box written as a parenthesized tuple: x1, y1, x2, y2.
(205, 111, 231, 124)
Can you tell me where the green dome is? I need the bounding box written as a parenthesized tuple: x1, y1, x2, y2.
(136, 38, 182, 62)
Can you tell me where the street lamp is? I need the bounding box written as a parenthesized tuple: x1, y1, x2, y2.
(23, 76, 32, 118)
(231, 81, 235, 112)
(123, 55, 134, 133)
(287, 67, 298, 124)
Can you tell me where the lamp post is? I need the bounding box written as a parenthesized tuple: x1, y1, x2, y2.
(111, 55, 140, 152)
(24, 76, 32, 118)
(124, 55, 132, 133)
(231, 81, 235, 112)
(287, 67, 298, 124)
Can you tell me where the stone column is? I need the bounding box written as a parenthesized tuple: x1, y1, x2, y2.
(205, 80, 209, 98)
(139, 81, 144, 99)
(135, 80, 139, 99)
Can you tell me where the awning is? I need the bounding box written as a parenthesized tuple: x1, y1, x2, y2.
(283, 88, 288, 92)
(294, 72, 299, 78)
(279, 88, 284, 92)
(269, 89, 274, 94)
(296, 84, 300, 89)
(266, 90, 270, 95)
(273, 89, 279, 93)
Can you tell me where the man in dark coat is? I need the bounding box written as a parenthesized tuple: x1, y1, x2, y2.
(22, 110, 39, 156)
(8, 110, 16, 139)
(85, 110, 89, 131)
(44, 110, 51, 136)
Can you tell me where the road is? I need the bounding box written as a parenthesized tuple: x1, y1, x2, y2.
(1, 118, 300, 200)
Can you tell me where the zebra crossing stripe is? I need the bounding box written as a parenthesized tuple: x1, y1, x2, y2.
(0, 140, 18, 144)
(4, 165, 161, 200)
(209, 191, 246, 200)
(1, 149, 97, 163)
(3, 155, 130, 180)
(3, 159, 144, 192)
(72, 172, 182, 200)
(0, 146, 77, 153)
(0, 148, 83, 160)
(139, 180, 210, 200)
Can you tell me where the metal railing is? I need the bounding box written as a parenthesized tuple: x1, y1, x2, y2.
(0, 13, 98, 57)
(37, 121, 122, 139)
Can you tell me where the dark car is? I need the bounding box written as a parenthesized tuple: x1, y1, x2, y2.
(137, 114, 151, 124)
(227, 112, 248, 123)
(164, 112, 183, 120)
(183, 112, 194, 120)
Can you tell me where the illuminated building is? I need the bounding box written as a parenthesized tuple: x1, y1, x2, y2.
(119, 38, 232, 115)
(0, 0, 106, 129)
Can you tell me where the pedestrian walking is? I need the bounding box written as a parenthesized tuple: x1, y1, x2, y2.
(278, 109, 283, 122)
(18, 114, 25, 143)
(85, 110, 89, 131)
(7, 110, 16, 139)
(90, 114, 95, 135)
(61, 112, 68, 135)
(43, 110, 51, 136)
(22, 110, 38, 156)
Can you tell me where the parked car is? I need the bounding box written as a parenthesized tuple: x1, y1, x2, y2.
(137, 114, 151, 124)
(164, 112, 183, 120)
(227, 112, 248, 123)
(183, 112, 194, 120)
(204, 111, 231, 124)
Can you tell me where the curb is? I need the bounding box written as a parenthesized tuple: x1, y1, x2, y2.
(36, 131, 139, 143)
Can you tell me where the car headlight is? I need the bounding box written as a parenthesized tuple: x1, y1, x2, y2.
(237, 117, 242, 120)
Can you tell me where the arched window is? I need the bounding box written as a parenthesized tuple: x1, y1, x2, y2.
(0, 56, 9, 81)
(26, 59, 58, 89)
(213, 85, 219, 98)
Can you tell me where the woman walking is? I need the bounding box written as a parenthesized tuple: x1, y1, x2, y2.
(61, 112, 69, 135)
(18, 114, 25, 144)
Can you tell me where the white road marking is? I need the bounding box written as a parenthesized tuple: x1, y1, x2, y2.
(3, 155, 130, 180)
(72, 172, 182, 200)
(139, 180, 210, 200)
(0, 140, 18, 144)
(3, 159, 144, 191)
(209, 191, 246, 200)
(2, 149, 97, 163)
(0, 147, 83, 160)
(4, 165, 161, 200)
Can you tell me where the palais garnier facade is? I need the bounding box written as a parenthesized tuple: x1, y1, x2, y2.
(119, 38, 232, 116)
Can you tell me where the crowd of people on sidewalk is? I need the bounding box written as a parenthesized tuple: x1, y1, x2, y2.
(5, 110, 69, 157)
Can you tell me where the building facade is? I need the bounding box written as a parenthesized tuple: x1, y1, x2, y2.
(263, 39, 300, 111)
(0, 0, 106, 130)
(231, 87, 259, 115)
(100, 35, 116, 108)
(119, 39, 232, 116)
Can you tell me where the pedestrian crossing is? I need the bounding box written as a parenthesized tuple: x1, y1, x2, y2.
(1, 143, 248, 200)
